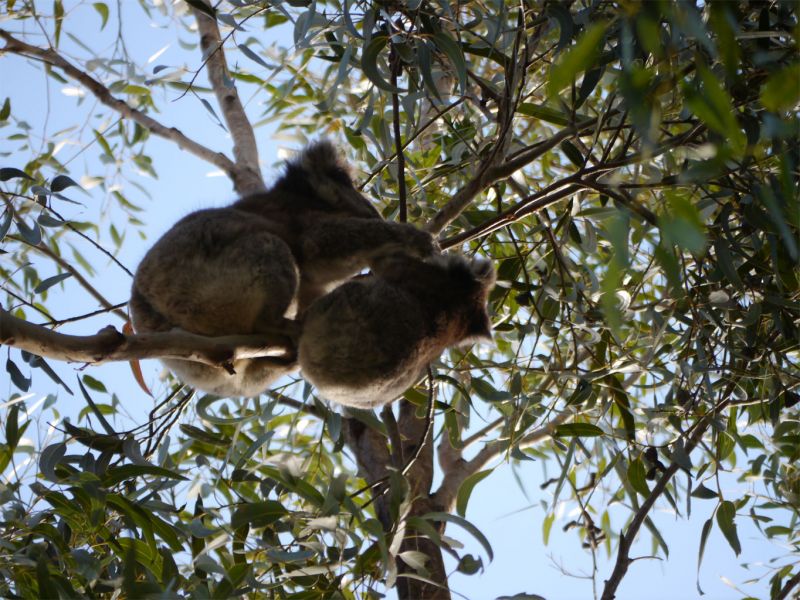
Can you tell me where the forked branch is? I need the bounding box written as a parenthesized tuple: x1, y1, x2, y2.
(433, 410, 573, 511)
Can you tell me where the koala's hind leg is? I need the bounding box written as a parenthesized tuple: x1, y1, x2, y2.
(139, 230, 299, 336)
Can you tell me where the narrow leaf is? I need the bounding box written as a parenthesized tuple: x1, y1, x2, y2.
(548, 22, 607, 96)
(360, 36, 403, 93)
(50, 174, 80, 192)
(425, 512, 494, 561)
(456, 469, 492, 517)
(555, 423, 604, 437)
(716, 500, 742, 556)
(34, 272, 72, 294)
(0, 167, 34, 182)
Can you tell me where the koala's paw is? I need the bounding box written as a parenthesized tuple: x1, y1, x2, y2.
(402, 224, 439, 257)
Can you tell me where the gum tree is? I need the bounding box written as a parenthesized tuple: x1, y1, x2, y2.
(1, 1, 798, 598)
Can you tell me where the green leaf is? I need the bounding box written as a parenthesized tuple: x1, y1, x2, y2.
(53, 0, 64, 47)
(0, 97, 10, 121)
(560, 140, 584, 167)
(0, 167, 34, 181)
(543, 512, 555, 545)
(565, 379, 593, 406)
(93, 2, 109, 29)
(546, 3, 574, 51)
(696, 517, 712, 595)
(471, 378, 512, 402)
(659, 190, 707, 253)
(360, 36, 403, 93)
(0, 210, 11, 240)
(34, 272, 72, 294)
(39, 441, 67, 481)
(548, 22, 607, 97)
(6, 358, 31, 391)
(238, 43, 272, 69)
(15, 218, 41, 245)
(760, 63, 800, 112)
(433, 32, 467, 95)
(517, 103, 576, 126)
(683, 63, 746, 153)
(50, 174, 80, 192)
(555, 423, 604, 437)
(690, 483, 718, 499)
(716, 500, 742, 556)
(426, 512, 494, 561)
(627, 458, 650, 497)
(456, 469, 492, 517)
(82, 374, 108, 393)
(104, 464, 189, 486)
(5, 404, 20, 449)
(231, 500, 288, 529)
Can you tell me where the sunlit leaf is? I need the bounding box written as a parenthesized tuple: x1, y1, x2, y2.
(548, 22, 607, 96)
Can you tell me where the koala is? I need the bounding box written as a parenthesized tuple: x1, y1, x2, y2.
(297, 253, 495, 408)
(130, 141, 436, 397)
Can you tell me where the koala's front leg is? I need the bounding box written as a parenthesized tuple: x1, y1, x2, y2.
(297, 217, 436, 307)
(302, 216, 437, 268)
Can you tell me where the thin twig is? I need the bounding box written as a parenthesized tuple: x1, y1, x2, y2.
(390, 46, 407, 223)
(20, 238, 128, 321)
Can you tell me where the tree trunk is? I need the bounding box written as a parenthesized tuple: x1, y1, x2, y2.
(345, 402, 451, 599)
(394, 400, 450, 600)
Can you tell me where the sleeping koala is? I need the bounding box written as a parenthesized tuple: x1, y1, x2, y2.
(130, 141, 436, 397)
(298, 253, 495, 408)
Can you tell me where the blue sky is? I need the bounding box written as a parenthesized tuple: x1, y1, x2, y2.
(0, 3, 789, 599)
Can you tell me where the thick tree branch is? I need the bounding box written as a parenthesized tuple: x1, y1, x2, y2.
(0, 29, 254, 193)
(192, 10, 265, 195)
(0, 308, 291, 367)
(432, 410, 573, 512)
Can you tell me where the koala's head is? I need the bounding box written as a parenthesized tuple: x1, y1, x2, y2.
(281, 140, 381, 220)
(429, 253, 496, 344)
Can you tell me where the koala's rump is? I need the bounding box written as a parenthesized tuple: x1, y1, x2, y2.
(162, 356, 296, 398)
(298, 279, 425, 407)
(132, 208, 299, 336)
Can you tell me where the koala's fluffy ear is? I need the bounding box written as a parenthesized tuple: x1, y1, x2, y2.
(294, 140, 382, 220)
(470, 258, 496, 287)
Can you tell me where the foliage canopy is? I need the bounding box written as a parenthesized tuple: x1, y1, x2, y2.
(0, 1, 798, 598)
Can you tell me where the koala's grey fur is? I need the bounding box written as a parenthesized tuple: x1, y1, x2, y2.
(298, 253, 495, 408)
(130, 141, 436, 397)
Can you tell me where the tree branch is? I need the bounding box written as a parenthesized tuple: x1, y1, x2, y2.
(600, 407, 719, 600)
(0, 29, 254, 194)
(441, 181, 583, 249)
(192, 10, 265, 195)
(776, 570, 800, 600)
(432, 410, 572, 511)
(425, 119, 597, 237)
(0, 308, 291, 367)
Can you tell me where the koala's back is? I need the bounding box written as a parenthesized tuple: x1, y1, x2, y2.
(131, 207, 298, 336)
(298, 278, 432, 408)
